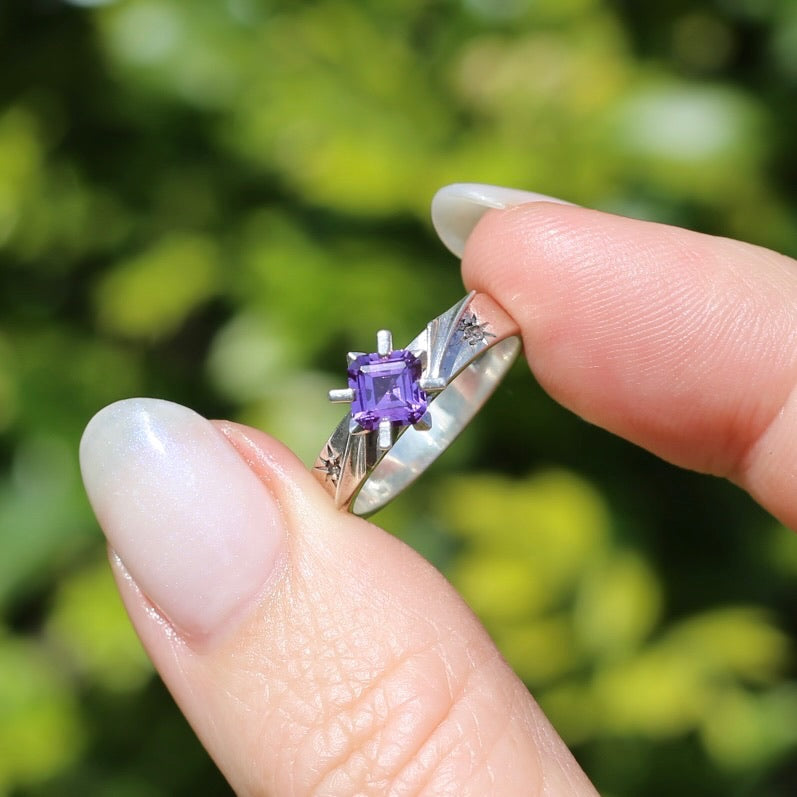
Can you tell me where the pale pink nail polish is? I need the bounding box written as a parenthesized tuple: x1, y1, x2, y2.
(79, 398, 284, 638)
(431, 182, 576, 257)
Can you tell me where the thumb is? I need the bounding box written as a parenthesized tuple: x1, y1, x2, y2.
(79, 398, 596, 797)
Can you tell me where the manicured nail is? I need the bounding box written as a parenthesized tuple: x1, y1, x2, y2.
(431, 182, 574, 257)
(79, 398, 284, 639)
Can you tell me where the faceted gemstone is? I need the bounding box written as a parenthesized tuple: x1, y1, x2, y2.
(348, 349, 427, 431)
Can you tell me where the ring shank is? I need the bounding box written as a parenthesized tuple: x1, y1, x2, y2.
(352, 335, 521, 516)
(313, 292, 521, 516)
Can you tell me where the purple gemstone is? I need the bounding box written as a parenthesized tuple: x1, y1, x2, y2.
(348, 349, 428, 431)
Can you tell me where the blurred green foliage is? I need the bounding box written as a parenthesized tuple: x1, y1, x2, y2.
(1, 0, 796, 794)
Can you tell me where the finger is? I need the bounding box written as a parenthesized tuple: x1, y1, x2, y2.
(432, 184, 797, 529)
(431, 183, 575, 257)
(80, 398, 598, 797)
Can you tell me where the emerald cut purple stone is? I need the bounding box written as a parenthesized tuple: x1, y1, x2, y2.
(348, 350, 427, 431)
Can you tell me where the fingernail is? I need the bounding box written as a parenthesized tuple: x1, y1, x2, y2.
(431, 182, 575, 257)
(79, 398, 284, 639)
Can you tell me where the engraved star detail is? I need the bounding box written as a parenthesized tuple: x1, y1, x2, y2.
(457, 313, 495, 346)
(314, 445, 342, 484)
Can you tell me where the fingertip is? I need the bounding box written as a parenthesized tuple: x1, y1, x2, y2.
(460, 202, 797, 505)
(431, 182, 575, 258)
(80, 399, 286, 640)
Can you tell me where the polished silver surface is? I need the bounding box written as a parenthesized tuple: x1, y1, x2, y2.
(328, 388, 355, 403)
(376, 329, 393, 357)
(312, 291, 521, 517)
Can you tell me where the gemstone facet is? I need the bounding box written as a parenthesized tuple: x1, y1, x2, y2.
(348, 349, 427, 431)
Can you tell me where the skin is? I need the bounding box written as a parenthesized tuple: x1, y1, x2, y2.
(104, 204, 796, 795)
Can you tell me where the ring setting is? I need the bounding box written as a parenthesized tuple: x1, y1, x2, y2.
(313, 292, 521, 517)
(329, 331, 436, 451)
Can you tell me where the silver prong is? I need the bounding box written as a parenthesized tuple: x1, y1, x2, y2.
(377, 418, 393, 450)
(347, 351, 366, 366)
(328, 388, 355, 403)
(376, 330, 392, 357)
(419, 377, 446, 393)
(413, 412, 432, 431)
(348, 418, 367, 436)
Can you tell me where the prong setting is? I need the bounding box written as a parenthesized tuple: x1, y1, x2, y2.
(376, 329, 393, 357)
(378, 418, 393, 450)
(329, 388, 355, 403)
(349, 418, 368, 436)
(331, 328, 431, 455)
(419, 376, 446, 393)
(413, 412, 432, 431)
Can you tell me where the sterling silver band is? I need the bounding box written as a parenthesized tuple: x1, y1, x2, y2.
(313, 292, 521, 516)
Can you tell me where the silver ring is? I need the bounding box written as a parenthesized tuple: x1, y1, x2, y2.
(312, 291, 522, 516)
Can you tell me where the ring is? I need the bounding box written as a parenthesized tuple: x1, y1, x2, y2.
(312, 291, 521, 516)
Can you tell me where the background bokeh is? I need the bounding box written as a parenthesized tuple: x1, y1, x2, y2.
(1, 0, 796, 795)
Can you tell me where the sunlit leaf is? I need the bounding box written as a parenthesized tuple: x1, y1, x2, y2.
(593, 647, 707, 737)
(93, 233, 220, 339)
(0, 634, 84, 790)
(700, 685, 797, 771)
(46, 557, 152, 693)
(574, 550, 662, 659)
(667, 607, 790, 684)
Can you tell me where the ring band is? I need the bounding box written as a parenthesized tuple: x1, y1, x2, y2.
(313, 291, 521, 516)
